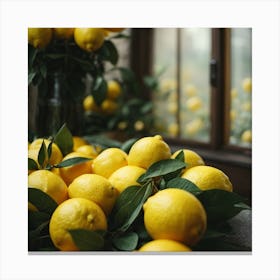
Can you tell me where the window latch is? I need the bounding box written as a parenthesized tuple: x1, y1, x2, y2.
(210, 59, 218, 87)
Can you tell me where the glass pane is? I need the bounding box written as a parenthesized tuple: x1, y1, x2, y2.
(152, 28, 178, 137)
(229, 28, 252, 148)
(180, 28, 211, 142)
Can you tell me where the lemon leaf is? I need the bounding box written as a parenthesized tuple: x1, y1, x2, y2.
(166, 177, 202, 196)
(112, 183, 153, 232)
(97, 40, 119, 65)
(174, 150, 185, 162)
(92, 76, 107, 106)
(37, 140, 47, 168)
(54, 157, 91, 168)
(112, 232, 138, 251)
(121, 138, 138, 153)
(28, 158, 39, 170)
(54, 123, 73, 155)
(197, 189, 250, 223)
(68, 229, 105, 251)
(28, 188, 58, 215)
(137, 159, 186, 183)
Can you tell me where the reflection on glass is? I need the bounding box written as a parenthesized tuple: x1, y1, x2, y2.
(229, 28, 252, 147)
(151, 28, 211, 142)
(180, 28, 211, 142)
(152, 28, 178, 137)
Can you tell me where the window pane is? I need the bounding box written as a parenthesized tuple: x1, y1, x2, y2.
(152, 28, 178, 137)
(229, 28, 252, 148)
(180, 28, 211, 142)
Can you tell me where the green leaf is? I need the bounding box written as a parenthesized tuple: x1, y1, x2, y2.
(28, 188, 58, 215)
(98, 40, 119, 65)
(92, 76, 107, 106)
(28, 211, 50, 230)
(38, 140, 47, 168)
(121, 138, 138, 153)
(143, 76, 158, 91)
(113, 232, 138, 251)
(138, 159, 186, 183)
(197, 189, 250, 224)
(174, 150, 185, 162)
(28, 72, 36, 85)
(112, 183, 153, 232)
(54, 157, 92, 168)
(118, 67, 136, 83)
(68, 229, 105, 251)
(40, 64, 47, 78)
(166, 177, 202, 196)
(54, 123, 73, 155)
(28, 158, 38, 170)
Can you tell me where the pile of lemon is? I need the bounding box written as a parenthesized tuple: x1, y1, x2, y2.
(28, 134, 234, 252)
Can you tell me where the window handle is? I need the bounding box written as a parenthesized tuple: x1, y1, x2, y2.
(210, 59, 218, 87)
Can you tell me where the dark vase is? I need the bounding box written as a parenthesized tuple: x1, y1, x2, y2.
(31, 73, 84, 138)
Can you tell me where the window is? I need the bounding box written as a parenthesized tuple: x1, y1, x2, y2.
(130, 28, 252, 200)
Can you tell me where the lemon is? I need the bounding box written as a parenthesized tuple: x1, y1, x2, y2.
(49, 198, 107, 251)
(59, 152, 93, 185)
(28, 28, 52, 49)
(167, 102, 178, 114)
(92, 148, 128, 178)
(72, 136, 88, 152)
(185, 84, 198, 97)
(171, 149, 205, 171)
(83, 95, 102, 113)
(28, 170, 68, 205)
(167, 123, 179, 137)
(186, 96, 202, 112)
(74, 28, 105, 52)
(134, 120, 145, 131)
(29, 138, 63, 166)
(181, 165, 233, 192)
(127, 135, 171, 169)
(241, 129, 252, 143)
(242, 102, 252, 112)
(185, 118, 203, 135)
(143, 188, 207, 246)
(76, 145, 99, 158)
(138, 239, 192, 252)
(101, 99, 118, 115)
(107, 80, 122, 100)
(231, 88, 238, 99)
(68, 174, 118, 215)
(108, 165, 146, 194)
(53, 28, 74, 39)
(242, 77, 252, 93)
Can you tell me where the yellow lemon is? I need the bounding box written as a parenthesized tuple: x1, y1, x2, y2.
(134, 120, 145, 131)
(167, 123, 179, 137)
(185, 118, 204, 135)
(72, 136, 88, 152)
(28, 28, 52, 49)
(49, 198, 107, 251)
(74, 28, 105, 52)
(184, 84, 198, 97)
(231, 88, 238, 99)
(181, 165, 233, 192)
(101, 99, 118, 115)
(53, 28, 74, 39)
(29, 138, 63, 166)
(59, 152, 93, 185)
(138, 239, 192, 252)
(68, 174, 118, 215)
(242, 102, 252, 112)
(143, 188, 207, 246)
(28, 170, 68, 205)
(83, 95, 102, 113)
(108, 165, 146, 194)
(92, 148, 128, 178)
(107, 80, 122, 100)
(171, 149, 205, 171)
(241, 130, 252, 143)
(76, 144, 99, 158)
(127, 135, 171, 169)
(186, 96, 202, 112)
(242, 77, 252, 93)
